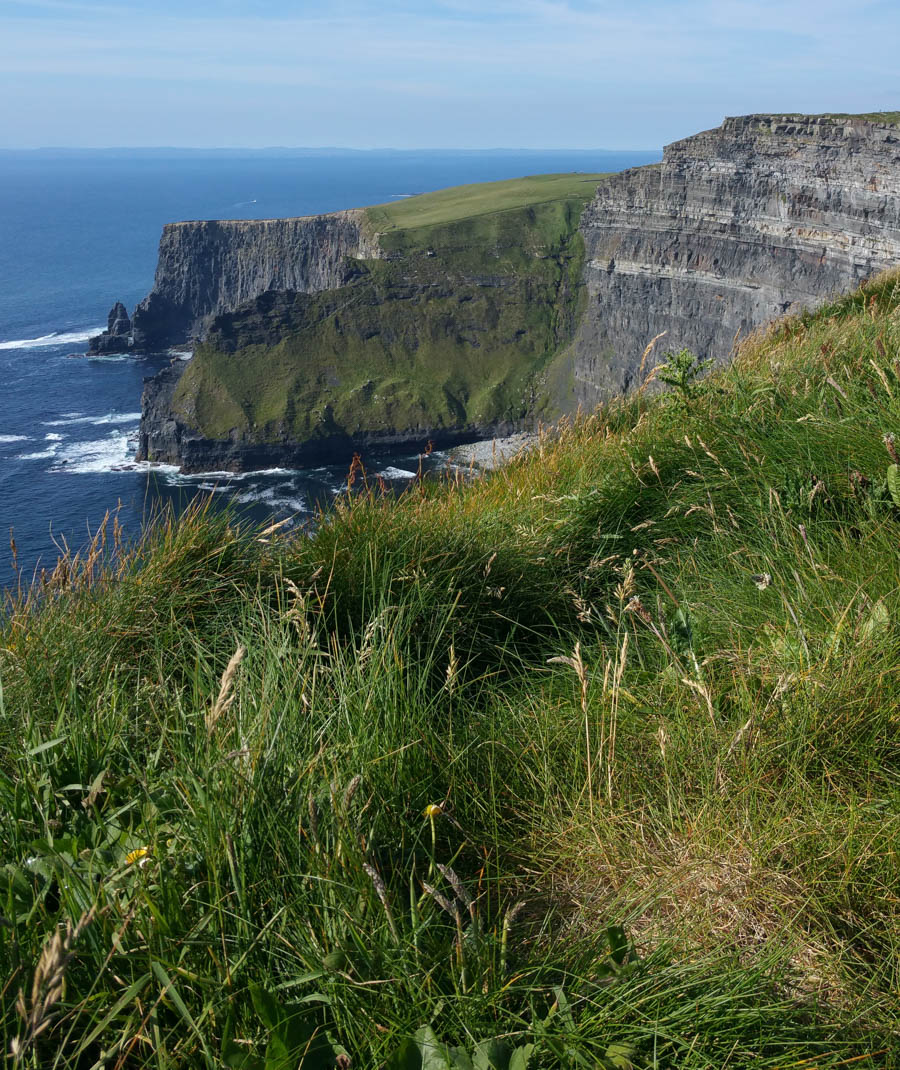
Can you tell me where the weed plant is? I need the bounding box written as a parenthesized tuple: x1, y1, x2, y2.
(1, 273, 899, 1066)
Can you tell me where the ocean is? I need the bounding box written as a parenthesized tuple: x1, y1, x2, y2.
(0, 148, 659, 584)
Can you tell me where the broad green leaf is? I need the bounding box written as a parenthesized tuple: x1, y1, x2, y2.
(508, 1043, 534, 1070)
(604, 1041, 636, 1069)
(263, 1031, 294, 1070)
(448, 1045, 475, 1070)
(606, 925, 630, 966)
(552, 986, 575, 1030)
(473, 1038, 512, 1070)
(277, 1015, 335, 1070)
(887, 463, 900, 507)
(385, 1036, 423, 1070)
(416, 1025, 452, 1070)
(250, 982, 285, 1032)
(221, 1036, 264, 1070)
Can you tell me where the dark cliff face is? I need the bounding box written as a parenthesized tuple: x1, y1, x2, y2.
(131, 211, 380, 349)
(573, 114, 900, 404)
(89, 210, 380, 354)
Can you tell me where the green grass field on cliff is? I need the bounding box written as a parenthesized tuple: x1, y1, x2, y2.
(170, 174, 605, 446)
(365, 173, 608, 233)
(821, 111, 900, 126)
(2, 273, 900, 1067)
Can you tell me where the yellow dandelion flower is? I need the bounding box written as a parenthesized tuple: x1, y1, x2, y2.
(423, 803, 443, 819)
(125, 846, 150, 866)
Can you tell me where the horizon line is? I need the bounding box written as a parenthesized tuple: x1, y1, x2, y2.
(0, 145, 661, 154)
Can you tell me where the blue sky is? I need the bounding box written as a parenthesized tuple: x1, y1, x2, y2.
(2, 0, 898, 148)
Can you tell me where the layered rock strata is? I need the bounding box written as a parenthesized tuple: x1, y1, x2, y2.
(88, 210, 378, 353)
(573, 114, 900, 404)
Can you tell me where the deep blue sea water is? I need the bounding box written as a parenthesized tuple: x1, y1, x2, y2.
(0, 149, 659, 585)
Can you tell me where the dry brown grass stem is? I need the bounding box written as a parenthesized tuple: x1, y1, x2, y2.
(636, 331, 668, 396)
(11, 908, 96, 1064)
(608, 632, 628, 803)
(206, 644, 247, 735)
(548, 642, 593, 816)
(363, 862, 399, 941)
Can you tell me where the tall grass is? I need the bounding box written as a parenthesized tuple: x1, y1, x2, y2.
(1, 273, 899, 1067)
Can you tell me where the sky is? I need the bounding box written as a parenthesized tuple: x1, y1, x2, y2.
(1, 0, 899, 149)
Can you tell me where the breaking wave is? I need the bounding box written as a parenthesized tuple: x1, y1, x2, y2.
(0, 327, 103, 351)
(43, 412, 141, 427)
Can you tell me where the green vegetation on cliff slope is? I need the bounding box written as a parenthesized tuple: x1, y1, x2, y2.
(3, 273, 900, 1067)
(819, 110, 900, 126)
(172, 174, 605, 443)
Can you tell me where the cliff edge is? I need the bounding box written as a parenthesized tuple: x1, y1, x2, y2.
(573, 113, 900, 403)
(104, 112, 900, 472)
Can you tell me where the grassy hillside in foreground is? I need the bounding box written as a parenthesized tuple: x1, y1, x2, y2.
(2, 273, 900, 1067)
(173, 175, 606, 442)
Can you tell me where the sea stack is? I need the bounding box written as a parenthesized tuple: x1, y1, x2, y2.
(87, 300, 133, 355)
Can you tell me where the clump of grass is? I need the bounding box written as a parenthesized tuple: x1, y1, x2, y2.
(2, 272, 900, 1066)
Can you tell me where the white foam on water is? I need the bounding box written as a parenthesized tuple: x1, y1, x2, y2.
(0, 434, 29, 444)
(235, 486, 306, 511)
(0, 327, 104, 351)
(268, 495, 307, 511)
(378, 466, 417, 479)
(86, 354, 128, 363)
(19, 444, 60, 460)
(236, 486, 274, 504)
(163, 466, 301, 485)
(164, 470, 237, 485)
(43, 412, 141, 427)
(49, 431, 133, 474)
(93, 412, 141, 425)
(45, 433, 63, 441)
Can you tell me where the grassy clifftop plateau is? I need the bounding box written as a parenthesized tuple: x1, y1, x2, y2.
(171, 174, 606, 443)
(3, 273, 900, 1066)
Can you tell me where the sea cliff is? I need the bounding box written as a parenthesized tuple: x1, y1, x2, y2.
(573, 113, 900, 402)
(91, 113, 900, 472)
(132, 175, 597, 469)
(132, 211, 379, 350)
